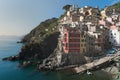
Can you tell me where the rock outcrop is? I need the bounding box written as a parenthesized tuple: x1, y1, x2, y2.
(2, 55, 19, 61)
(19, 32, 60, 61)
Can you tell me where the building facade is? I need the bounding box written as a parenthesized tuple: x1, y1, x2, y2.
(62, 26, 81, 53)
(86, 32, 103, 56)
(109, 28, 120, 46)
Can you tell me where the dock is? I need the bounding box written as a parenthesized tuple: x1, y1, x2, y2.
(73, 51, 120, 73)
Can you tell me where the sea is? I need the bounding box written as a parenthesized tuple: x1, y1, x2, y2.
(0, 36, 113, 80)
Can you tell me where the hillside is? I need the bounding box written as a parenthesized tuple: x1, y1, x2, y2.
(18, 18, 60, 62)
(107, 2, 120, 11)
(22, 18, 58, 43)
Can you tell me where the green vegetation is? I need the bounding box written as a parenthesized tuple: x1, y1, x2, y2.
(59, 4, 71, 20)
(22, 18, 58, 43)
(62, 4, 71, 11)
(107, 2, 120, 11)
(19, 18, 60, 61)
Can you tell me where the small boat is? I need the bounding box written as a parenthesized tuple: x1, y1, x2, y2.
(87, 70, 92, 75)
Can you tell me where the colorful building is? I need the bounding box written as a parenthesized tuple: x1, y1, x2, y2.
(80, 31, 87, 54)
(59, 5, 120, 56)
(62, 26, 81, 53)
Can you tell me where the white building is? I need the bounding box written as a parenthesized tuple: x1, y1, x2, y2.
(109, 29, 120, 46)
(70, 4, 78, 12)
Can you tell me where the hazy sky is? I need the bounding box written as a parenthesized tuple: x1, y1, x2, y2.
(0, 0, 119, 36)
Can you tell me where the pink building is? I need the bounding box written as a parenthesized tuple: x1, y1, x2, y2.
(62, 27, 80, 53)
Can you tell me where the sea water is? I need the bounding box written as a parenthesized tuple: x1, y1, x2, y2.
(0, 36, 112, 80)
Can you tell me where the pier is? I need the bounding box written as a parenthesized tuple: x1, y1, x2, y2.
(73, 51, 120, 73)
(56, 51, 120, 73)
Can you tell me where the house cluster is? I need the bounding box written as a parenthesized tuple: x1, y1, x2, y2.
(100, 8, 120, 47)
(59, 5, 120, 56)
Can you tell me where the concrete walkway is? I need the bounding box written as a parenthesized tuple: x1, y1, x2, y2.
(73, 51, 120, 73)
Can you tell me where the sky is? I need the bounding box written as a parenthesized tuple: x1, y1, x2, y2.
(0, 0, 120, 36)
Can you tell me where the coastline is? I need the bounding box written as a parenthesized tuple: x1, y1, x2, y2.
(0, 36, 114, 80)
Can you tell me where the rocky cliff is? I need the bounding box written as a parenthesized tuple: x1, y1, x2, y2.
(19, 18, 60, 61)
(3, 18, 60, 68)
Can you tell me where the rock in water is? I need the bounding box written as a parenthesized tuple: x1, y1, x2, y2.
(2, 55, 19, 61)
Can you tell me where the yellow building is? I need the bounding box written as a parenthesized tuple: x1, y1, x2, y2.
(80, 31, 86, 54)
(101, 8, 107, 19)
(79, 16, 84, 22)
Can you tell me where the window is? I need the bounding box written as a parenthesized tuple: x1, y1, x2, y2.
(65, 38, 67, 41)
(81, 39, 85, 42)
(98, 44, 101, 47)
(84, 35, 86, 38)
(83, 48, 85, 53)
(98, 35, 102, 38)
(65, 34, 67, 37)
(81, 44, 83, 47)
(69, 39, 73, 42)
(114, 40, 116, 43)
(84, 44, 86, 46)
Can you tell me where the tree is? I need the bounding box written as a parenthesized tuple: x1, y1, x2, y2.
(62, 4, 71, 11)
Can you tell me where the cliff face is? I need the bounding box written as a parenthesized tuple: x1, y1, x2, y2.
(19, 18, 60, 61)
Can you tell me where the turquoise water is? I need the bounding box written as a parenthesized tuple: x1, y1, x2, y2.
(0, 36, 113, 80)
